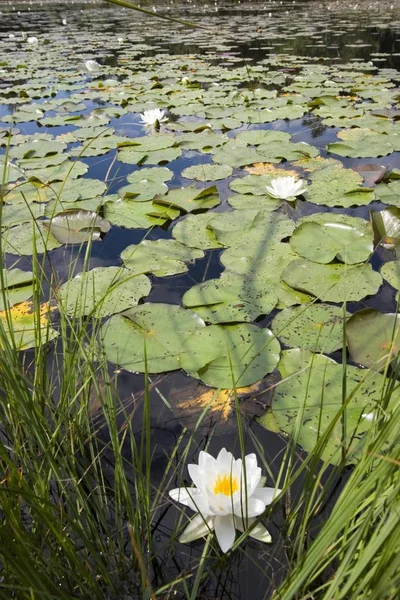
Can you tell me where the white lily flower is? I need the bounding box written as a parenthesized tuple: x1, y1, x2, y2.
(169, 448, 281, 553)
(140, 108, 168, 127)
(85, 59, 100, 73)
(266, 175, 307, 200)
(27, 36, 38, 44)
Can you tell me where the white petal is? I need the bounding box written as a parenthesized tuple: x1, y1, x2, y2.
(234, 516, 272, 544)
(252, 486, 282, 506)
(216, 448, 235, 471)
(214, 514, 236, 553)
(188, 463, 207, 496)
(169, 487, 211, 514)
(198, 450, 216, 470)
(266, 185, 278, 198)
(179, 513, 214, 544)
(234, 497, 265, 518)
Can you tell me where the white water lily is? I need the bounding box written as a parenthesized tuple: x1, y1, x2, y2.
(85, 59, 100, 73)
(266, 175, 307, 199)
(140, 108, 168, 127)
(169, 448, 281, 553)
(27, 36, 38, 44)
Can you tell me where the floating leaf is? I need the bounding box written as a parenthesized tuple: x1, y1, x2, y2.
(290, 215, 373, 264)
(271, 303, 349, 353)
(154, 185, 220, 213)
(305, 165, 375, 208)
(182, 273, 277, 324)
(282, 259, 382, 302)
(0, 300, 58, 350)
(58, 267, 151, 318)
(370, 207, 400, 249)
(46, 210, 110, 244)
(121, 239, 204, 276)
(181, 164, 233, 182)
(2, 222, 62, 255)
(179, 323, 281, 388)
(101, 303, 205, 373)
(327, 128, 400, 158)
(118, 167, 173, 202)
(380, 261, 400, 299)
(266, 359, 398, 465)
(346, 309, 400, 371)
(104, 197, 177, 229)
(172, 213, 223, 250)
(0, 269, 34, 311)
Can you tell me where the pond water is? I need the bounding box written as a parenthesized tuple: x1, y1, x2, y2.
(1, 0, 400, 597)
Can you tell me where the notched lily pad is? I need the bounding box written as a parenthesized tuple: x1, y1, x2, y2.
(179, 323, 281, 388)
(271, 303, 350, 353)
(101, 303, 205, 373)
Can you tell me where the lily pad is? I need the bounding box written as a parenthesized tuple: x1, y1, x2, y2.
(46, 210, 111, 244)
(2, 222, 62, 255)
(281, 259, 382, 302)
(172, 213, 223, 250)
(58, 267, 151, 318)
(101, 303, 205, 373)
(182, 273, 278, 324)
(154, 185, 220, 213)
(380, 261, 400, 298)
(346, 309, 400, 371)
(305, 165, 375, 208)
(0, 301, 58, 350)
(290, 218, 373, 265)
(0, 269, 34, 311)
(121, 239, 204, 276)
(118, 167, 173, 202)
(271, 303, 349, 353)
(327, 128, 400, 158)
(179, 323, 281, 388)
(266, 359, 398, 465)
(370, 207, 400, 249)
(181, 164, 233, 182)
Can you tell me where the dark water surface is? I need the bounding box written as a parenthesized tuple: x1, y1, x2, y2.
(1, 1, 400, 598)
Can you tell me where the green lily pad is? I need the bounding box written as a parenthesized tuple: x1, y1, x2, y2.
(370, 207, 400, 248)
(118, 167, 173, 202)
(226, 193, 282, 211)
(154, 185, 220, 213)
(46, 210, 111, 244)
(179, 323, 281, 388)
(9, 140, 66, 160)
(282, 259, 382, 302)
(182, 273, 278, 324)
(327, 128, 400, 158)
(118, 135, 181, 165)
(0, 158, 24, 183)
(104, 197, 177, 229)
(266, 360, 398, 465)
(101, 303, 205, 373)
(346, 309, 400, 371)
(380, 261, 400, 299)
(58, 267, 151, 318)
(0, 300, 58, 351)
(25, 159, 88, 184)
(121, 239, 204, 276)
(172, 212, 223, 250)
(181, 164, 233, 182)
(305, 165, 375, 207)
(374, 180, 400, 207)
(0, 268, 34, 311)
(2, 222, 62, 255)
(290, 218, 373, 265)
(271, 303, 349, 353)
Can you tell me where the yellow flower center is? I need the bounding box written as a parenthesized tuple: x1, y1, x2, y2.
(213, 473, 239, 496)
